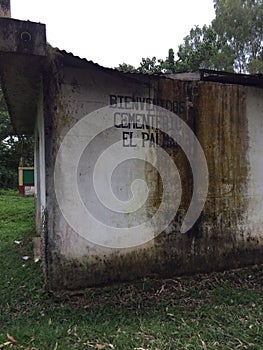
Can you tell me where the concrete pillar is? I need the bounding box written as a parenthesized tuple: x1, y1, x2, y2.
(0, 0, 10, 18)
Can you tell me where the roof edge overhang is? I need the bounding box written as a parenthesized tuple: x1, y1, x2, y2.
(0, 17, 46, 134)
(54, 50, 263, 88)
(200, 69, 263, 88)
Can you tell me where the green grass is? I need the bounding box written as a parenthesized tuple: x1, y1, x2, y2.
(0, 190, 262, 350)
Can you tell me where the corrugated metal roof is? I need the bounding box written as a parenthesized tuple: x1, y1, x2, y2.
(164, 72, 201, 81)
(56, 49, 167, 77)
(56, 48, 263, 88)
(200, 69, 263, 88)
(56, 49, 157, 76)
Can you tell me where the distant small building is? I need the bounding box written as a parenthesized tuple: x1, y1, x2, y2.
(0, 4, 262, 291)
(18, 166, 34, 196)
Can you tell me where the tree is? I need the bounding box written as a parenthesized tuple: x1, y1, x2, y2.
(116, 63, 137, 73)
(159, 48, 177, 73)
(116, 0, 262, 74)
(0, 87, 34, 189)
(116, 50, 177, 75)
(137, 57, 163, 74)
(175, 24, 235, 72)
(248, 57, 263, 74)
(116, 57, 163, 75)
(212, 0, 263, 73)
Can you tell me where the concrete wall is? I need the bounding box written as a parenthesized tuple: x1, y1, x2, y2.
(246, 87, 263, 239)
(34, 84, 47, 268)
(2, 16, 259, 291)
(42, 60, 263, 291)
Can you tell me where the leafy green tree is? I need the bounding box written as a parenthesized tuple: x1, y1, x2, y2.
(116, 51, 177, 75)
(212, 0, 263, 73)
(117, 0, 262, 74)
(159, 48, 177, 73)
(116, 63, 137, 73)
(248, 57, 263, 73)
(0, 88, 34, 189)
(175, 24, 235, 72)
(137, 57, 163, 74)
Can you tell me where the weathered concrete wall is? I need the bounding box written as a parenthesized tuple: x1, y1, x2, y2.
(0, 18, 46, 133)
(1, 17, 261, 292)
(42, 57, 263, 291)
(246, 87, 263, 240)
(34, 83, 46, 245)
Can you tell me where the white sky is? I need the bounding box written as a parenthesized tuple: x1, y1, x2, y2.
(11, 0, 215, 69)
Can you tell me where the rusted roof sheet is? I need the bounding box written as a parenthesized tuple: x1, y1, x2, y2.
(57, 49, 263, 88)
(58, 49, 114, 71)
(200, 69, 263, 88)
(57, 49, 165, 79)
(164, 72, 200, 81)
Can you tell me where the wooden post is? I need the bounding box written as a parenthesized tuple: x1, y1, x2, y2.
(0, 0, 10, 18)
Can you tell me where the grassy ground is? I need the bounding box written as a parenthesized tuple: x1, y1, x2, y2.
(0, 190, 262, 350)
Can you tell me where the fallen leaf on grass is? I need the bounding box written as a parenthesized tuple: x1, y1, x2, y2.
(7, 333, 17, 343)
(201, 340, 207, 350)
(0, 341, 12, 349)
(22, 256, 30, 261)
(85, 343, 114, 349)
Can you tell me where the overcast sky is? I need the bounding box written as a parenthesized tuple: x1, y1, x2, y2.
(11, 0, 215, 68)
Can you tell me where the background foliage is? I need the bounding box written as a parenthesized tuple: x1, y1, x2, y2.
(117, 0, 263, 74)
(0, 88, 34, 189)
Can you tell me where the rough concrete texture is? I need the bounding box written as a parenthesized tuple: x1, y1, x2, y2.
(41, 53, 263, 291)
(0, 0, 10, 18)
(0, 18, 46, 133)
(0, 18, 262, 291)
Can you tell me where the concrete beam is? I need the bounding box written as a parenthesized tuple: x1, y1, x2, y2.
(0, 18, 46, 56)
(0, 0, 10, 18)
(0, 18, 47, 134)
